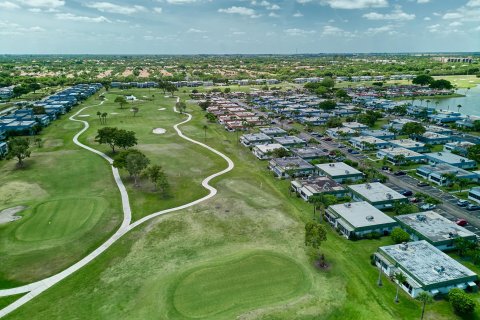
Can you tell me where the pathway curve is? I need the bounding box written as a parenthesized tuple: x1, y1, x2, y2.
(0, 97, 234, 318)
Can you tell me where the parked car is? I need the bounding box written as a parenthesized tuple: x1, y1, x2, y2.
(347, 148, 353, 153)
(409, 197, 420, 203)
(417, 181, 429, 187)
(394, 171, 406, 176)
(456, 219, 468, 227)
(337, 144, 346, 149)
(420, 203, 437, 211)
(401, 190, 413, 197)
(323, 137, 332, 141)
(381, 166, 390, 171)
(351, 150, 360, 154)
(466, 204, 480, 211)
(457, 200, 470, 207)
(322, 148, 329, 152)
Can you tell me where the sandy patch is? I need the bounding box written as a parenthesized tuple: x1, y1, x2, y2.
(158, 108, 166, 111)
(78, 115, 90, 117)
(110, 112, 119, 115)
(152, 128, 166, 135)
(0, 206, 27, 224)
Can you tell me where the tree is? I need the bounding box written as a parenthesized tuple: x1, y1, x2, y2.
(125, 152, 150, 187)
(326, 117, 342, 128)
(318, 100, 336, 111)
(199, 100, 211, 111)
(202, 124, 208, 141)
(320, 77, 335, 88)
(305, 221, 327, 249)
(416, 292, 433, 320)
(6, 137, 31, 167)
(113, 149, 142, 169)
(448, 288, 476, 315)
(114, 129, 137, 150)
(101, 112, 108, 125)
(467, 145, 480, 163)
(429, 79, 453, 90)
(28, 82, 41, 93)
(34, 137, 42, 148)
(205, 112, 217, 123)
(454, 238, 476, 257)
(391, 227, 410, 244)
(114, 96, 127, 109)
(131, 106, 139, 117)
(412, 75, 434, 86)
(144, 165, 165, 191)
(95, 127, 118, 153)
(394, 272, 407, 303)
(224, 87, 231, 93)
(393, 154, 406, 165)
(176, 101, 187, 114)
(271, 147, 291, 158)
(96, 111, 102, 122)
(401, 122, 426, 137)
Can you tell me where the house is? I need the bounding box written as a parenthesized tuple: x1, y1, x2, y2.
(326, 127, 357, 139)
(252, 143, 285, 160)
(374, 241, 477, 298)
(325, 201, 398, 239)
(361, 129, 396, 140)
(416, 164, 478, 186)
(377, 147, 426, 165)
(343, 122, 369, 131)
(389, 139, 428, 152)
(350, 136, 390, 150)
(240, 133, 272, 147)
(316, 162, 363, 183)
(418, 132, 452, 145)
(469, 187, 480, 204)
(395, 211, 477, 251)
(268, 157, 315, 178)
(444, 141, 475, 156)
(348, 182, 408, 210)
(425, 125, 453, 135)
(425, 152, 477, 170)
(291, 146, 327, 161)
(291, 176, 348, 201)
(272, 135, 307, 148)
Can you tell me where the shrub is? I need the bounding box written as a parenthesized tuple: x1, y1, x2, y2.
(391, 227, 411, 244)
(448, 288, 476, 315)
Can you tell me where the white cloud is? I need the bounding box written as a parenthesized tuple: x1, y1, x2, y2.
(0, 1, 19, 9)
(363, 9, 415, 20)
(466, 0, 480, 7)
(153, 7, 162, 13)
(442, 12, 463, 19)
(322, 25, 351, 36)
(56, 13, 111, 23)
(427, 24, 440, 33)
(218, 6, 259, 17)
(268, 12, 279, 17)
(449, 21, 462, 27)
(321, 0, 388, 9)
(186, 28, 205, 33)
(86, 2, 146, 15)
(293, 11, 303, 17)
(166, 0, 198, 4)
(417, 0, 430, 3)
(366, 24, 397, 35)
(17, 0, 64, 8)
(284, 28, 316, 36)
(424, 17, 431, 21)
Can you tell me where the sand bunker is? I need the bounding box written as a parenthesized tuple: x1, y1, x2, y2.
(78, 115, 90, 117)
(158, 108, 166, 111)
(152, 128, 166, 135)
(0, 206, 26, 224)
(110, 112, 119, 115)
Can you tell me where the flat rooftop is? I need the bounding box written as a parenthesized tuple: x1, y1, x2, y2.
(390, 139, 425, 149)
(241, 133, 272, 142)
(329, 201, 396, 228)
(259, 127, 287, 135)
(349, 182, 406, 203)
(350, 136, 389, 145)
(292, 176, 346, 194)
(395, 211, 476, 243)
(254, 143, 284, 153)
(422, 132, 450, 139)
(417, 163, 476, 178)
(270, 156, 314, 170)
(316, 162, 363, 177)
(361, 129, 395, 138)
(291, 146, 326, 158)
(379, 240, 476, 286)
(343, 122, 368, 129)
(379, 147, 424, 158)
(425, 152, 475, 165)
(273, 135, 306, 145)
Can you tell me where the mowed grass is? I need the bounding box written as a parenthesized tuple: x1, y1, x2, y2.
(3, 89, 477, 320)
(0, 93, 122, 286)
(171, 251, 309, 318)
(79, 89, 226, 220)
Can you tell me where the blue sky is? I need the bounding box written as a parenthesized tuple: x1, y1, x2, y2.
(0, 0, 479, 54)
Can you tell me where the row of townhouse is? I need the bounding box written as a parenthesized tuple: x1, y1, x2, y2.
(111, 81, 158, 89)
(0, 83, 102, 157)
(206, 96, 265, 131)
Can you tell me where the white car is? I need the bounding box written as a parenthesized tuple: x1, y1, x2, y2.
(420, 203, 436, 211)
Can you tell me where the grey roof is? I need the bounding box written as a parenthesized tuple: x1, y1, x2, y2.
(350, 136, 389, 145)
(329, 201, 396, 228)
(253, 143, 284, 153)
(270, 156, 314, 170)
(292, 176, 346, 195)
(425, 152, 476, 165)
(417, 163, 477, 179)
(291, 146, 326, 159)
(379, 240, 477, 286)
(241, 133, 272, 142)
(349, 182, 407, 203)
(390, 139, 425, 149)
(273, 135, 306, 145)
(259, 127, 287, 136)
(395, 211, 476, 243)
(378, 147, 424, 158)
(316, 162, 363, 177)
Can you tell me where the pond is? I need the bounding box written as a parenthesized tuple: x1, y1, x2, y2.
(432, 85, 480, 116)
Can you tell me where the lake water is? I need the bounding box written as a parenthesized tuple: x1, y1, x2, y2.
(432, 84, 480, 116)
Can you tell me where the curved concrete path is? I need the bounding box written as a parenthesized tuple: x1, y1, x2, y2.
(0, 98, 234, 318)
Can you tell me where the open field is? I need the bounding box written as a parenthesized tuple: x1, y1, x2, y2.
(0, 93, 123, 286)
(3, 89, 478, 319)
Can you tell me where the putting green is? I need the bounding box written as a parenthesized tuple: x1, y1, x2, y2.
(171, 251, 309, 318)
(15, 197, 107, 242)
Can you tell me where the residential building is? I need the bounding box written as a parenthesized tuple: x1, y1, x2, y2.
(259, 126, 288, 137)
(416, 164, 478, 186)
(348, 182, 408, 209)
(350, 136, 390, 150)
(326, 127, 357, 139)
(268, 156, 315, 178)
(377, 147, 426, 164)
(240, 133, 272, 147)
(395, 211, 477, 251)
(374, 241, 477, 298)
(361, 129, 396, 140)
(316, 162, 363, 183)
(291, 146, 327, 161)
(252, 143, 285, 160)
(469, 187, 480, 204)
(390, 139, 428, 152)
(425, 152, 477, 169)
(444, 141, 475, 156)
(343, 122, 369, 131)
(418, 132, 452, 145)
(325, 201, 398, 239)
(272, 135, 307, 148)
(291, 176, 348, 201)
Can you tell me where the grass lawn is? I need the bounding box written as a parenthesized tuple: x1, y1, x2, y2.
(2, 89, 479, 319)
(0, 93, 122, 286)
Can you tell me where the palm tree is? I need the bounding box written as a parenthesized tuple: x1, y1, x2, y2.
(131, 106, 139, 117)
(425, 99, 431, 109)
(101, 112, 108, 124)
(434, 100, 440, 110)
(394, 272, 407, 303)
(416, 292, 433, 320)
(96, 111, 102, 122)
(202, 124, 208, 142)
(457, 104, 463, 113)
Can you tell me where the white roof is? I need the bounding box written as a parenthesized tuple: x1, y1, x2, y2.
(349, 182, 406, 203)
(329, 201, 396, 228)
(390, 139, 425, 149)
(316, 162, 362, 177)
(254, 143, 284, 153)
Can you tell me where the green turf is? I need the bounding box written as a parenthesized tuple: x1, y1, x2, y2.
(171, 251, 309, 318)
